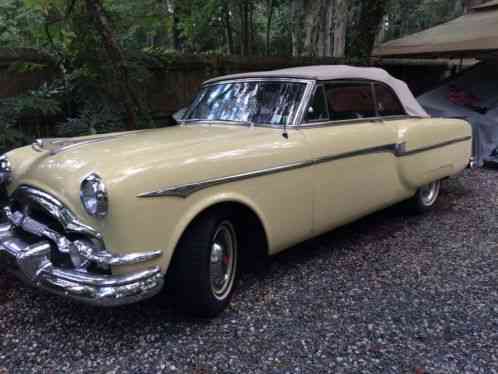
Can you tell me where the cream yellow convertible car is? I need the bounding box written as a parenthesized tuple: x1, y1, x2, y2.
(0, 66, 472, 316)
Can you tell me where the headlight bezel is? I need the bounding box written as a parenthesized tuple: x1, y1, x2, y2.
(80, 173, 108, 219)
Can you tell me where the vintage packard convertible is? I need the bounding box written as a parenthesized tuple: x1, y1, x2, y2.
(0, 66, 472, 316)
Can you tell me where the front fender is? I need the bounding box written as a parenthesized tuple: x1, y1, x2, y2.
(166, 192, 271, 265)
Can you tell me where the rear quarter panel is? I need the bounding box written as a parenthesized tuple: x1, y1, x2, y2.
(388, 117, 472, 190)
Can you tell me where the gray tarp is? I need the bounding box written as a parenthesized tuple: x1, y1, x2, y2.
(418, 62, 498, 165)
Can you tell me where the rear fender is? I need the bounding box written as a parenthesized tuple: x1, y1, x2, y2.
(393, 118, 472, 189)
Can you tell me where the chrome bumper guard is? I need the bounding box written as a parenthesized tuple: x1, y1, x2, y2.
(0, 222, 164, 306)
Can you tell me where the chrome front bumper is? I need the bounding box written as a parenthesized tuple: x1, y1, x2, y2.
(0, 222, 164, 306)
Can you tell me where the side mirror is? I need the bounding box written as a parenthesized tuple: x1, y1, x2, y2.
(161, 107, 187, 127)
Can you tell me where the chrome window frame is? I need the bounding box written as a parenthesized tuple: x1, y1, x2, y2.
(298, 79, 416, 129)
(372, 81, 407, 118)
(303, 84, 331, 124)
(182, 77, 316, 129)
(300, 79, 380, 128)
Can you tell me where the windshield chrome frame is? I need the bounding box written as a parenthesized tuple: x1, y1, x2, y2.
(182, 78, 316, 129)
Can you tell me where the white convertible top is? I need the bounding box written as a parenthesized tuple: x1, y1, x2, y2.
(204, 65, 429, 118)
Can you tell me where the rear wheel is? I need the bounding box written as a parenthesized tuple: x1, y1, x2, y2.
(167, 209, 239, 317)
(407, 180, 441, 213)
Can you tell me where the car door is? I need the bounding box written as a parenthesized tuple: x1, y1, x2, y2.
(301, 80, 407, 236)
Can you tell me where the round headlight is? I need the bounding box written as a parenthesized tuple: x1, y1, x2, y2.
(80, 173, 108, 218)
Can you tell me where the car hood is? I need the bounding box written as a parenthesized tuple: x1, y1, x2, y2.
(6, 124, 288, 214)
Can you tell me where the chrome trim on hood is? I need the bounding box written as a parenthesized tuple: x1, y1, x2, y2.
(32, 132, 145, 156)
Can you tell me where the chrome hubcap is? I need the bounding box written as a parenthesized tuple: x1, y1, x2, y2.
(209, 221, 237, 300)
(420, 181, 440, 206)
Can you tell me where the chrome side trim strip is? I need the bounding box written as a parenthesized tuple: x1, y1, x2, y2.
(397, 136, 472, 157)
(137, 160, 313, 198)
(314, 144, 396, 165)
(138, 136, 472, 199)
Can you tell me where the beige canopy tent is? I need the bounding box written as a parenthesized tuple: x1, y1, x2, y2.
(372, 1, 498, 58)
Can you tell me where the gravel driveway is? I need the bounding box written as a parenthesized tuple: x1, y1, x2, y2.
(1, 168, 497, 374)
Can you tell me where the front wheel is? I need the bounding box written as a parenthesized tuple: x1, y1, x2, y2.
(407, 180, 441, 213)
(167, 210, 239, 317)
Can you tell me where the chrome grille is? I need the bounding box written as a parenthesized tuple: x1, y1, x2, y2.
(8, 186, 100, 269)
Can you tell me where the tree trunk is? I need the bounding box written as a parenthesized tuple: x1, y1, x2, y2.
(333, 0, 347, 58)
(165, 0, 180, 50)
(290, 0, 304, 56)
(265, 0, 274, 56)
(85, 0, 139, 130)
(318, 0, 335, 57)
(239, 1, 250, 56)
(171, 2, 180, 50)
(374, 15, 387, 46)
(349, 0, 388, 60)
(316, 0, 326, 56)
(249, 2, 255, 54)
(323, 0, 335, 57)
(302, 0, 322, 56)
(223, 1, 234, 54)
(303, 0, 335, 57)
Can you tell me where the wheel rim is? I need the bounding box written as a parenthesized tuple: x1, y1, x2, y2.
(209, 221, 237, 301)
(420, 180, 440, 206)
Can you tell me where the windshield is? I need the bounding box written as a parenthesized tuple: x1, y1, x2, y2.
(185, 81, 307, 126)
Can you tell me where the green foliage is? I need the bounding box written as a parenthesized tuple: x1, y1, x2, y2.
(57, 103, 123, 136)
(0, 0, 466, 58)
(0, 0, 465, 154)
(0, 83, 61, 151)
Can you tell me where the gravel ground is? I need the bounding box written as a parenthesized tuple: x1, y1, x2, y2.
(1, 168, 497, 374)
